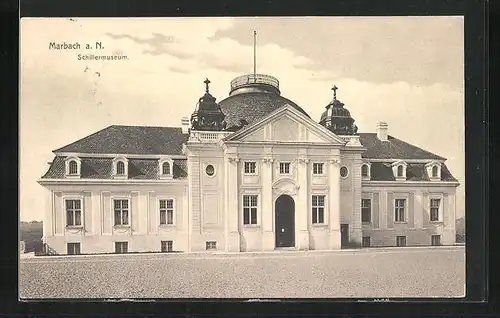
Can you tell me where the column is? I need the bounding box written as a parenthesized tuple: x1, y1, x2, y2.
(226, 155, 240, 251)
(297, 158, 310, 250)
(261, 157, 274, 251)
(328, 159, 341, 249)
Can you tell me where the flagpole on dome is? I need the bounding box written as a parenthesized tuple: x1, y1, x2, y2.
(253, 30, 257, 82)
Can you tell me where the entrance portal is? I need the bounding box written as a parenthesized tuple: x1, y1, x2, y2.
(274, 194, 295, 248)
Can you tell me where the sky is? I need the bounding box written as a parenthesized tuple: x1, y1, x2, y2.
(20, 17, 464, 222)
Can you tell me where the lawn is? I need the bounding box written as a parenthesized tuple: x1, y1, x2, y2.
(20, 246, 465, 299)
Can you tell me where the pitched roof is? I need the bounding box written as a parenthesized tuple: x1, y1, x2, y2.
(41, 157, 187, 180)
(54, 125, 189, 155)
(358, 133, 446, 160)
(369, 162, 457, 182)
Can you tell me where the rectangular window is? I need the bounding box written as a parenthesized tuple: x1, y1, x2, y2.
(361, 199, 371, 223)
(161, 240, 173, 252)
(159, 199, 174, 225)
(313, 163, 324, 175)
(312, 195, 325, 224)
(396, 236, 407, 247)
(115, 242, 128, 253)
(244, 161, 256, 174)
(430, 198, 441, 222)
(362, 236, 371, 247)
(65, 199, 82, 226)
(114, 199, 129, 226)
(243, 195, 258, 225)
(206, 241, 217, 250)
(67, 242, 81, 255)
(431, 235, 441, 246)
(394, 199, 406, 222)
(279, 162, 291, 174)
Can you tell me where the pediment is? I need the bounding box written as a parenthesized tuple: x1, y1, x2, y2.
(225, 104, 345, 145)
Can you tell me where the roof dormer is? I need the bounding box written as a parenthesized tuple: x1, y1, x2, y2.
(65, 156, 81, 178)
(112, 156, 128, 179)
(425, 161, 442, 181)
(159, 157, 174, 180)
(391, 160, 408, 181)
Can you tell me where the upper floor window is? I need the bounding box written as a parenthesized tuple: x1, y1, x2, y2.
(243, 195, 258, 225)
(431, 166, 438, 178)
(279, 162, 291, 174)
(361, 199, 371, 223)
(162, 162, 171, 175)
(114, 199, 129, 226)
(116, 161, 126, 175)
(312, 195, 325, 224)
(159, 199, 174, 225)
(65, 157, 81, 177)
(430, 198, 441, 222)
(395, 199, 406, 222)
(361, 164, 369, 177)
(113, 157, 128, 178)
(313, 163, 324, 175)
(68, 161, 78, 175)
(244, 162, 257, 174)
(66, 199, 82, 226)
(397, 165, 404, 177)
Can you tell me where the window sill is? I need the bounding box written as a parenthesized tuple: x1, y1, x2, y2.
(362, 221, 372, 225)
(394, 221, 408, 224)
(430, 221, 444, 224)
(159, 224, 176, 228)
(113, 175, 128, 180)
(66, 225, 83, 229)
(113, 225, 130, 229)
(312, 223, 328, 228)
(159, 174, 173, 179)
(243, 224, 260, 229)
(65, 174, 81, 179)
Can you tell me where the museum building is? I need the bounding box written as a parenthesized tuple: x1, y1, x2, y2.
(38, 73, 459, 255)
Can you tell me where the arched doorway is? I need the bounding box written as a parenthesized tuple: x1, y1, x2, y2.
(275, 194, 295, 248)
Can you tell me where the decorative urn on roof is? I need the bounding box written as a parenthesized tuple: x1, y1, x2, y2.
(319, 85, 358, 135)
(190, 78, 227, 131)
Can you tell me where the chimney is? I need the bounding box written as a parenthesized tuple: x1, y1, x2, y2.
(181, 117, 190, 134)
(376, 122, 388, 141)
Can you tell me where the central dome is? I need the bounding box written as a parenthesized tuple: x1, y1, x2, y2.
(219, 74, 310, 131)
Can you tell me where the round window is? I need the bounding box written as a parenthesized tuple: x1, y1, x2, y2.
(205, 164, 215, 176)
(340, 166, 348, 178)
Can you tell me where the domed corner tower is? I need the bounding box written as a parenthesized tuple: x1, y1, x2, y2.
(190, 78, 227, 131)
(218, 73, 311, 132)
(319, 85, 358, 136)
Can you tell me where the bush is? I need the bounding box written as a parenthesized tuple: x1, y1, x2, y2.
(20, 221, 43, 253)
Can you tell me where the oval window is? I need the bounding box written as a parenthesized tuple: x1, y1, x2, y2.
(206, 164, 215, 176)
(340, 166, 348, 178)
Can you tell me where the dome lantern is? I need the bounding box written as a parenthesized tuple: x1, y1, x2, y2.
(190, 78, 227, 131)
(319, 85, 358, 135)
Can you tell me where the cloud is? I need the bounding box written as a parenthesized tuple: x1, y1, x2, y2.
(212, 17, 464, 89)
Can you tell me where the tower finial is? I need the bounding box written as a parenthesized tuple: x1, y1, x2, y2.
(204, 78, 211, 93)
(332, 85, 338, 100)
(253, 30, 257, 77)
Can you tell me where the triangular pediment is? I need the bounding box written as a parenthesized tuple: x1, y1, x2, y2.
(224, 104, 345, 145)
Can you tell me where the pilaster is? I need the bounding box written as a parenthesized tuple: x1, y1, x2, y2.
(328, 159, 341, 249)
(226, 155, 241, 251)
(261, 157, 275, 251)
(297, 157, 310, 250)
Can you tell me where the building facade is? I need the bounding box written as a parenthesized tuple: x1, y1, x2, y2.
(38, 74, 459, 255)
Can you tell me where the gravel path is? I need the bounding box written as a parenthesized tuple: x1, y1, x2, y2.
(20, 247, 465, 299)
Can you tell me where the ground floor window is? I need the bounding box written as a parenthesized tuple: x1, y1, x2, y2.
(361, 199, 371, 223)
(362, 236, 371, 247)
(431, 235, 441, 246)
(312, 195, 325, 224)
(206, 241, 217, 250)
(67, 242, 81, 255)
(161, 240, 173, 252)
(396, 236, 407, 247)
(243, 195, 258, 225)
(395, 199, 406, 222)
(66, 199, 82, 226)
(115, 241, 128, 253)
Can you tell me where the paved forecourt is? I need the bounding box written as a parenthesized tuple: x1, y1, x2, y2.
(20, 246, 465, 299)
